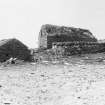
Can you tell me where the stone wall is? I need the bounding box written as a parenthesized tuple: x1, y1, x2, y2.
(52, 41, 105, 55)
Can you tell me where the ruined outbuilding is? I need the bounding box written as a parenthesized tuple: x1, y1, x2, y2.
(0, 38, 31, 62)
(39, 24, 97, 49)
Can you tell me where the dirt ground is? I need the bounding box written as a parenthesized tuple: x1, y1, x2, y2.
(0, 53, 105, 105)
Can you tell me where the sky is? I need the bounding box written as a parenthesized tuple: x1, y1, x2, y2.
(0, 0, 105, 48)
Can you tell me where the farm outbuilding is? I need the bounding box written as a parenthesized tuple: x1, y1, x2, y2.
(0, 38, 31, 62)
(38, 24, 97, 49)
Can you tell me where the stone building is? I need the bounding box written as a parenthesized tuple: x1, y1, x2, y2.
(38, 24, 97, 49)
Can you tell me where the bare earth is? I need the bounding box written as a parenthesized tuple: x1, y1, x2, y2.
(0, 53, 105, 105)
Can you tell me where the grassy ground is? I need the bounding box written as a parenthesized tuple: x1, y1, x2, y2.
(0, 53, 105, 105)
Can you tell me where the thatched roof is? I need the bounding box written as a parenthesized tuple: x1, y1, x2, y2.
(39, 24, 97, 42)
(0, 38, 31, 62)
(0, 38, 28, 48)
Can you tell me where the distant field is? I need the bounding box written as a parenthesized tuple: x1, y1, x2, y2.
(0, 53, 105, 105)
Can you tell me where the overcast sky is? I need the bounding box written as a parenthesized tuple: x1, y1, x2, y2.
(0, 0, 105, 48)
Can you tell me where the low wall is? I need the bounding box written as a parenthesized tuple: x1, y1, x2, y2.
(52, 41, 105, 56)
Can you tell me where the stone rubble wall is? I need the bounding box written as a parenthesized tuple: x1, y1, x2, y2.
(52, 41, 105, 56)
